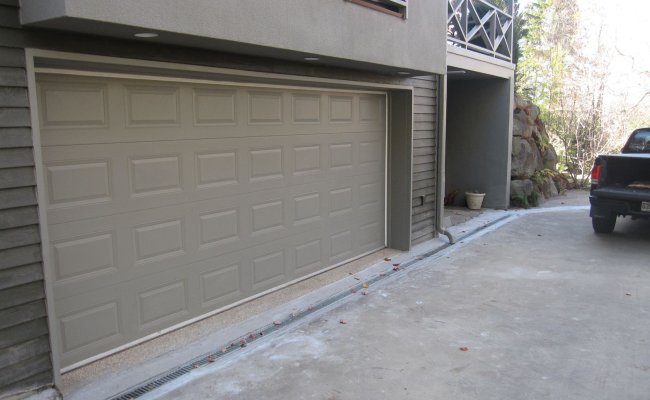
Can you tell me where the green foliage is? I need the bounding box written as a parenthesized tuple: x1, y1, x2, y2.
(510, 190, 541, 209)
(531, 168, 554, 185)
(516, 0, 624, 187)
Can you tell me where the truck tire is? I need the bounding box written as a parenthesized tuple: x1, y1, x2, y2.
(592, 215, 616, 233)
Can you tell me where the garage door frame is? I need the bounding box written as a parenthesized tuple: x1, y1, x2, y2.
(25, 49, 414, 382)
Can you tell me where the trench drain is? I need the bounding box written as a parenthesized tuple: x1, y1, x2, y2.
(109, 214, 511, 400)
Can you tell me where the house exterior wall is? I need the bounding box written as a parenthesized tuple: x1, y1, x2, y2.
(0, 1, 53, 395)
(0, 0, 439, 395)
(20, 0, 447, 75)
(411, 76, 439, 245)
(446, 77, 513, 209)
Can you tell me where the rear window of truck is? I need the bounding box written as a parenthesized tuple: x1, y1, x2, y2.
(623, 130, 650, 153)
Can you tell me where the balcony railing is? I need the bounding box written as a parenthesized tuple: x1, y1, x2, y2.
(447, 0, 514, 62)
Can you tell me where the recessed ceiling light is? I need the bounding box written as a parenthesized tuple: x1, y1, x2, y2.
(134, 32, 158, 38)
(304, 57, 320, 61)
(397, 71, 410, 75)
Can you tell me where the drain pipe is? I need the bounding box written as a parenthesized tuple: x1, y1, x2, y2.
(436, 73, 455, 245)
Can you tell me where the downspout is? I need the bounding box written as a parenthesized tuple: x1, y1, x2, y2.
(436, 73, 455, 244)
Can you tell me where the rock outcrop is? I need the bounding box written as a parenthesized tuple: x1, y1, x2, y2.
(511, 96, 566, 207)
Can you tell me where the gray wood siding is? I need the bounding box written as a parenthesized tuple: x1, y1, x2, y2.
(0, 1, 440, 394)
(0, 3, 52, 396)
(410, 77, 439, 245)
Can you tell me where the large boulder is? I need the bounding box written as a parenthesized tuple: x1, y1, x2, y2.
(511, 137, 544, 178)
(527, 105, 540, 121)
(511, 179, 534, 198)
(542, 146, 558, 170)
(513, 111, 533, 138)
(515, 95, 532, 110)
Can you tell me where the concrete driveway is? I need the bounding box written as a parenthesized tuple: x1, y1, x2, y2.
(139, 207, 650, 400)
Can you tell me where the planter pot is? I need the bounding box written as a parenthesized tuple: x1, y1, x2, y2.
(465, 192, 485, 210)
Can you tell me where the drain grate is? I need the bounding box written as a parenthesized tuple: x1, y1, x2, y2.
(107, 214, 511, 400)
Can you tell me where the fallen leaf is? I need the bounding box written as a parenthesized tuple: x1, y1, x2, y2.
(361, 291, 368, 296)
(362, 283, 369, 288)
(193, 364, 200, 368)
(207, 355, 216, 363)
(240, 339, 247, 347)
(221, 347, 228, 353)
(354, 276, 361, 281)
(339, 319, 347, 324)
(626, 293, 632, 296)
(384, 257, 392, 261)
(459, 347, 469, 352)
(273, 320, 282, 326)
(248, 334, 256, 340)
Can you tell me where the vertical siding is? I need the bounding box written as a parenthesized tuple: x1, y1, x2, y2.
(410, 76, 439, 245)
(0, 2, 54, 396)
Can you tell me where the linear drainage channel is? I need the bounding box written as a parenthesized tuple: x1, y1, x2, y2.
(109, 214, 512, 400)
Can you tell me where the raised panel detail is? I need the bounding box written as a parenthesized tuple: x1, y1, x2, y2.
(193, 88, 236, 125)
(360, 96, 381, 122)
(295, 239, 321, 273)
(294, 145, 321, 175)
(360, 182, 381, 208)
(330, 143, 353, 169)
(253, 251, 285, 287)
(47, 161, 111, 207)
(39, 82, 107, 128)
(360, 222, 381, 246)
(360, 141, 381, 165)
(293, 94, 321, 123)
(250, 148, 283, 181)
(138, 281, 187, 326)
(249, 92, 283, 124)
(329, 96, 353, 122)
(330, 187, 353, 215)
(53, 233, 115, 281)
(135, 220, 184, 263)
(201, 264, 240, 306)
(330, 230, 353, 259)
(126, 85, 180, 126)
(130, 156, 181, 196)
(60, 302, 120, 352)
(196, 152, 237, 188)
(200, 209, 239, 247)
(252, 201, 284, 234)
(294, 193, 320, 224)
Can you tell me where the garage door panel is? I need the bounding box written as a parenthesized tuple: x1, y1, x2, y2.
(41, 127, 384, 220)
(39, 77, 382, 147)
(39, 73, 386, 367)
(48, 173, 380, 301)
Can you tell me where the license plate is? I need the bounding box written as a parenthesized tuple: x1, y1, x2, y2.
(642, 201, 650, 213)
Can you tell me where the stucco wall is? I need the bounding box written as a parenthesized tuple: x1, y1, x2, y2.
(21, 0, 447, 75)
(445, 78, 512, 209)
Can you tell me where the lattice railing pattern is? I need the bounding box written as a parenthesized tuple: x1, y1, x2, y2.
(447, 0, 514, 62)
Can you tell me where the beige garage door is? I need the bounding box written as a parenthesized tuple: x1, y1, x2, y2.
(36, 72, 386, 368)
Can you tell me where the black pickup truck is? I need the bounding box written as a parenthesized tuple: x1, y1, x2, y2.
(589, 128, 650, 233)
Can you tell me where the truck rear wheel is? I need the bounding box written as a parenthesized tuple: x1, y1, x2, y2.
(592, 215, 616, 233)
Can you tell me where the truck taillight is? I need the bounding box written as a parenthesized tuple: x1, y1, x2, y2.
(591, 164, 601, 185)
